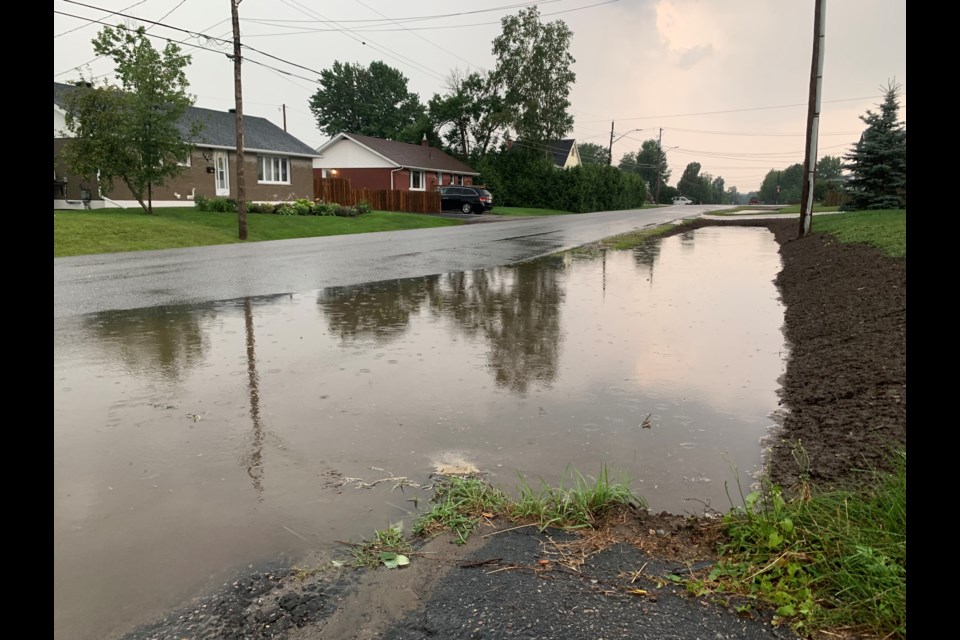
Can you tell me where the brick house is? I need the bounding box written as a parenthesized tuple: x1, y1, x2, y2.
(54, 82, 319, 209)
(312, 132, 480, 192)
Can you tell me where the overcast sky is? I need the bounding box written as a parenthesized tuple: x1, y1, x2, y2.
(53, 0, 906, 194)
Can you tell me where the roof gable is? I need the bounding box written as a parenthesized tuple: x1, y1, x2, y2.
(542, 139, 576, 167)
(318, 132, 479, 175)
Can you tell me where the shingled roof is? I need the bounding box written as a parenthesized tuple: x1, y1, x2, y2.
(319, 132, 479, 175)
(54, 82, 318, 157)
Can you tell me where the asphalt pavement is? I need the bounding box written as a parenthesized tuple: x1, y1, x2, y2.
(54, 206, 713, 319)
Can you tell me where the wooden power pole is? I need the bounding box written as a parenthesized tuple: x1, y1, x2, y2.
(799, 0, 826, 238)
(230, 0, 248, 240)
(608, 121, 614, 166)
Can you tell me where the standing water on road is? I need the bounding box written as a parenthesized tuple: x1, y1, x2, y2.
(54, 226, 786, 640)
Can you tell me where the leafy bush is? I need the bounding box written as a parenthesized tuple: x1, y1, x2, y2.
(246, 202, 273, 214)
(193, 196, 237, 213)
(354, 200, 372, 214)
(292, 198, 313, 216)
(476, 147, 647, 213)
(275, 202, 297, 215)
(312, 201, 339, 216)
(333, 205, 358, 217)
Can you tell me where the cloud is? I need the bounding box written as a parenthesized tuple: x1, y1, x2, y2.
(676, 44, 714, 70)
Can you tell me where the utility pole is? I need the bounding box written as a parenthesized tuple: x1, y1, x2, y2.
(230, 0, 248, 241)
(282, 104, 287, 132)
(655, 127, 663, 205)
(608, 121, 614, 166)
(776, 171, 781, 205)
(799, 0, 826, 238)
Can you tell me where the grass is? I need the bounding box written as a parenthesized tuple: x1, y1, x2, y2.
(511, 466, 640, 530)
(412, 466, 644, 545)
(686, 449, 906, 639)
(53, 207, 463, 257)
(594, 222, 688, 251)
(777, 203, 841, 214)
(412, 475, 508, 544)
(493, 206, 580, 217)
(811, 209, 905, 258)
(348, 522, 414, 569)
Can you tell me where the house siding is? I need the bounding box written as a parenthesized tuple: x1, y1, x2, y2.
(327, 168, 394, 190)
(312, 138, 388, 169)
(54, 142, 314, 204)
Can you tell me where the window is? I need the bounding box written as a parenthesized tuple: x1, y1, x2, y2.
(258, 155, 290, 184)
(455, 175, 464, 186)
(410, 170, 425, 191)
(177, 154, 191, 167)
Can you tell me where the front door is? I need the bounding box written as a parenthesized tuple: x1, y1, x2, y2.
(214, 151, 230, 196)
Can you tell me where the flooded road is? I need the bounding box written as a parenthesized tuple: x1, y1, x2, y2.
(54, 226, 786, 640)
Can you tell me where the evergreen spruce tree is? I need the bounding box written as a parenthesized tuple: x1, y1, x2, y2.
(843, 81, 906, 209)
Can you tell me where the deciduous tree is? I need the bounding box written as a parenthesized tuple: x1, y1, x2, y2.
(309, 60, 426, 142)
(619, 139, 671, 189)
(60, 26, 197, 215)
(577, 142, 609, 166)
(429, 69, 507, 160)
(492, 7, 575, 142)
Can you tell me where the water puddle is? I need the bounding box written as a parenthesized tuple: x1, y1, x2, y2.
(54, 226, 786, 639)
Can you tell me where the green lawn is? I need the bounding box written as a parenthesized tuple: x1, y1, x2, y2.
(54, 207, 463, 257)
(812, 209, 905, 258)
(493, 206, 579, 217)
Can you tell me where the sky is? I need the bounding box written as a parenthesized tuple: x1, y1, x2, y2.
(53, 0, 907, 194)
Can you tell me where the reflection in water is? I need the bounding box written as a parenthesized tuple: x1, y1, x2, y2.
(318, 277, 436, 344)
(433, 259, 565, 394)
(82, 306, 210, 382)
(317, 260, 567, 394)
(243, 298, 264, 498)
(55, 227, 786, 640)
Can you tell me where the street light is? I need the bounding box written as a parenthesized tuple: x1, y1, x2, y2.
(608, 127, 644, 166)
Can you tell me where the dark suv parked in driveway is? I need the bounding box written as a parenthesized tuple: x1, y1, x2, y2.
(438, 186, 494, 214)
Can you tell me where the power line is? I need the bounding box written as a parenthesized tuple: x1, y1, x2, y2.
(52, 10, 322, 86)
(575, 95, 890, 124)
(662, 126, 860, 138)
(57, 2, 334, 81)
(352, 0, 483, 72)
(241, 0, 619, 35)
(245, 1, 562, 25)
(54, 0, 149, 38)
(279, 0, 447, 83)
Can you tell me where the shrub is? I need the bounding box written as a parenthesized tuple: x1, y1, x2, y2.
(312, 201, 339, 216)
(275, 202, 297, 216)
(354, 200, 372, 214)
(193, 196, 237, 212)
(333, 205, 359, 217)
(292, 198, 313, 216)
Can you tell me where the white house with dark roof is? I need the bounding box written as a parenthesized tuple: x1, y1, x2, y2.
(54, 81, 320, 209)
(542, 139, 582, 169)
(313, 132, 480, 192)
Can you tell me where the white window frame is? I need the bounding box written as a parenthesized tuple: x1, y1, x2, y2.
(258, 155, 291, 185)
(455, 174, 464, 186)
(177, 153, 191, 167)
(214, 151, 230, 196)
(410, 169, 425, 191)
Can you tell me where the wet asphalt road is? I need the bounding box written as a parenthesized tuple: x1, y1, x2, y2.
(54, 206, 718, 319)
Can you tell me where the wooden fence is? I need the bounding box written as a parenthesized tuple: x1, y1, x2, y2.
(314, 177, 441, 213)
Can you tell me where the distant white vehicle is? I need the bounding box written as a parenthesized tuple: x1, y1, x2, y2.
(672, 196, 693, 205)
